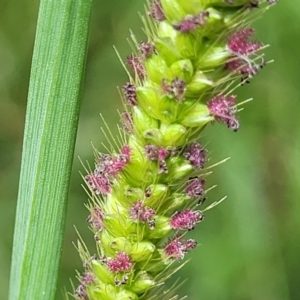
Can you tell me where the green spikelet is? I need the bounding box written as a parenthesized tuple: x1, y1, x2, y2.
(73, 1, 277, 299)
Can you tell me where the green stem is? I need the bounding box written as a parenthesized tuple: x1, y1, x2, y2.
(9, 1, 92, 299)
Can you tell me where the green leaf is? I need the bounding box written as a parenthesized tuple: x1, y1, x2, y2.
(9, 1, 92, 299)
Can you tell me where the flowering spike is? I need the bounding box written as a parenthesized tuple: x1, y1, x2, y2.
(74, 0, 278, 298)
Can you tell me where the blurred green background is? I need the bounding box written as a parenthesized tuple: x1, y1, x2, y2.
(0, 1, 299, 299)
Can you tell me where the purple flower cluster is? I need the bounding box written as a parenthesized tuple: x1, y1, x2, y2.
(107, 252, 133, 273)
(226, 28, 263, 78)
(164, 235, 197, 260)
(170, 209, 204, 230)
(85, 145, 131, 195)
(208, 95, 240, 131)
(129, 200, 156, 229)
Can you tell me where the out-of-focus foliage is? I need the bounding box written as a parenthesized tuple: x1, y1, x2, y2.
(0, 1, 299, 299)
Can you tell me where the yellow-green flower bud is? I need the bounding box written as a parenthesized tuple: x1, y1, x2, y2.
(131, 271, 156, 294)
(111, 237, 132, 253)
(197, 43, 230, 69)
(100, 231, 122, 255)
(203, 7, 224, 35)
(161, 0, 186, 22)
(154, 37, 181, 66)
(130, 241, 156, 261)
(181, 102, 213, 127)
(122, 136, 155, 186)
(112, 185, 144, 207)
(143, 128, 164, 145)
(92, 260, 115, 285)
(170, 59, 193, 83)
(144, 183, 169, 208)
(148, 216, 172, 239)
(104, 215, 141, 239)
(116, 290, 138, 300)
(177, 0, 204, 15)
(175, 33, 197, 59)
(160, 192, 189, 211)
(156, 95, 179, 123)
(136, 251, 168, 274)
(132, 106, 159, 138)
(88, 284, 116, 300)
(136, 86, 178, 122)
(136, 86, 159, 120)
(105, 194, 127, 216)
(157, 20, 177, 40)
(186, 71, 214, 97)
(103, 215, 125, 238)
(160, 123, 188, 147)
(144, 55, 172, 84)
(163, 156, 193, 182)
(125, 186, 144, 202)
